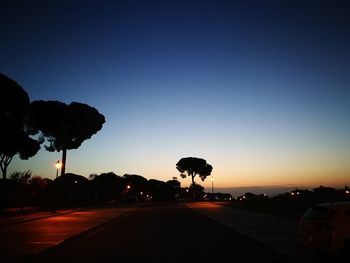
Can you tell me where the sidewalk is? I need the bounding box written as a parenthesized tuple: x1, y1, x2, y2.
(0, 206, 89, 227)
(0, 206, 135, 262)
(187, 202, 326, 263)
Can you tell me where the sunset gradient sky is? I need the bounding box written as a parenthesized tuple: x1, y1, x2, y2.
(1, 0, 349, 192)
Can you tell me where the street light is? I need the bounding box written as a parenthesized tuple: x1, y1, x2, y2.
(211, 176, 214, 194)
(55, 160, 62, 178)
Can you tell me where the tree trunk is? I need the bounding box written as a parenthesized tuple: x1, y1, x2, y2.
(0, 155, 12, 179)
(1, 167, 6, 180)
(191, 175, 196, 200)
(61, 148, 67, 176)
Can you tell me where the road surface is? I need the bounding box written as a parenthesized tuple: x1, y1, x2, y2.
(1, 203, 292, 263)
(1, 202, 339, 263)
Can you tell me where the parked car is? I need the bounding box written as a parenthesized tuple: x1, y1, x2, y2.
(298, 201, 350, 260)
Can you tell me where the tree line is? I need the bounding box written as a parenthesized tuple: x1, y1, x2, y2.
(0, 171, 232, 209)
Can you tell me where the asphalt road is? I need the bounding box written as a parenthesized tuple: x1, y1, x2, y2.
(27, 203, 291, 263)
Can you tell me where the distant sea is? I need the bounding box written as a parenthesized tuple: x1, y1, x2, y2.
(207, 186, 310, 197)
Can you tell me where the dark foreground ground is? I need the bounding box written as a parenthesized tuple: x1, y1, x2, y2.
(25, 203, 291, 263)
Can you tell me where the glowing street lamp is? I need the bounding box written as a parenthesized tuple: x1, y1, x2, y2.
(55, 160, 62, 178)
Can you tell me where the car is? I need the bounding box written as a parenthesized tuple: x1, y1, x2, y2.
(297, 201, 350, 260)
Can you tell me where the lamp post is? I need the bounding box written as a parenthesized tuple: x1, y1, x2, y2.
(211, 176, 214, 194)
(55, 160, 62, 179)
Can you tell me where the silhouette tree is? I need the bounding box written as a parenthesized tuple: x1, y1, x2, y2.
(165, 178, 181, 201)
(176, 157, 213, 200)
(189, 183, 205, 200)
(53, 173, 89, 205)
(88, 173, 98, 180)
(123, 174, 148, 201)
(0, 73, 40, 179)
(91, 172, 124, 203)
(27, 175, 51, 206)
(9, 170, 33, 210)
(166, 178, 180, 189)
(28, 100, 105, 176)
(148, 179, 168, 201)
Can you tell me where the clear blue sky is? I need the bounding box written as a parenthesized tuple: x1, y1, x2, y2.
(1, 0, 349, 191)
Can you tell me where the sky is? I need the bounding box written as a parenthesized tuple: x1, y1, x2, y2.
(1, 0, 350, 194)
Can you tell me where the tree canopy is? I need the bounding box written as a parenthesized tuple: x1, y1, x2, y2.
(176, 157, 213, 199)
(0, 73, 40, 179)
(28, 100, 105, 176)
(0, 73, 29, 124)
(91, 172, 124, 203)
